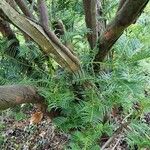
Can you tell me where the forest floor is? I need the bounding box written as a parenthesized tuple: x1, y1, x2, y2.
(0, 105, 68, 150)
(0, 105, 150, 150)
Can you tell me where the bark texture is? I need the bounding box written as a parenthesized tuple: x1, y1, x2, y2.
(0, 0, 81, 73)
(0, 85, 44, 110)
(83, 0, 98, 49)
(14, 0, 35, 19)
(94, 0, 149, 72)
(37, 0, 49, 28)
(5, 0, 18, 11)
(97, 0, 106, 36)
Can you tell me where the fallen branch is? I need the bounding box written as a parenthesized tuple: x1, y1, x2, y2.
(0, 85, 44, 110)
(101, 121, 130, 150)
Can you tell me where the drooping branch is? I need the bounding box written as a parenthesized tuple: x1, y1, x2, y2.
(0, 85, 44, 110)
(83, 0, 98, 49)
(37, 0, 81, 72)
(14, 0, 36, 41)
(93, 0, 149, 72)
(37, 0, 78, 72)
(13, 0, 48, 70)
(0, 0, 81, 73)
(37, 0, 49, 29)
(14, 0, 35, 19)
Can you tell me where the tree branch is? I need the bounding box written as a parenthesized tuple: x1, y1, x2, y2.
(5, 0, 18, 11)
(0, 85, 62, 119)
(0, 85, 44, 110)
(14, 0, 36, 41)
(37, 0, 49, 29)
(14, 0, 35, 19)
(93, 0, 149, 72)
(36, 0, 81, 72)
(97, 0, 106, 36)
(0, 0, 81, 73)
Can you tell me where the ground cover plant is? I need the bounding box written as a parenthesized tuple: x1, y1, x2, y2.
(0, 0, 150, 149)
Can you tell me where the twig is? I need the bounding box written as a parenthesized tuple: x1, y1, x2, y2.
(111, 136, 121, 150)
(101, 121, 130, 150)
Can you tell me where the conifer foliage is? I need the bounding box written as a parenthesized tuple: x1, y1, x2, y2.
(0, 0, 150, 149)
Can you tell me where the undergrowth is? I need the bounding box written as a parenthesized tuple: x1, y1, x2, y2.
(0, 7, 150, 149)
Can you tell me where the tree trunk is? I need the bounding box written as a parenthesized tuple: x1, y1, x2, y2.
(83, 0, 98, 49)
(93, 0, 149, 72)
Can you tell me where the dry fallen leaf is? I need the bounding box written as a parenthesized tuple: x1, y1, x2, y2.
(30, 111, 43, 124)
